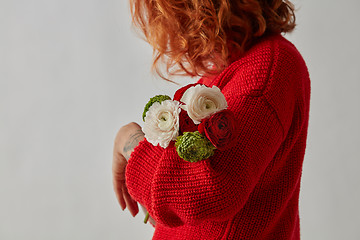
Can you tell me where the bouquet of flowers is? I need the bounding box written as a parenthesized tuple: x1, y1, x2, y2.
(142, 83, 238, 163)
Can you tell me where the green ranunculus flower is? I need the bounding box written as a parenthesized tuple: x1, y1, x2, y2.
(175, 131, 216, 162)
(142, 95, 172, 121)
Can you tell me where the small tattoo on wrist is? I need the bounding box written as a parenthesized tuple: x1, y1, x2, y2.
(123, 130, 144, 160)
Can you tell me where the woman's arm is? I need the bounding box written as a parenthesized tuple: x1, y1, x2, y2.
(112, 122, 144, 217)
(125, 95, 289, 227)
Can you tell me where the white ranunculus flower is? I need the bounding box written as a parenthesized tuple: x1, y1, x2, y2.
(142, 100, 181, 148)
(180, 85, 227, 124)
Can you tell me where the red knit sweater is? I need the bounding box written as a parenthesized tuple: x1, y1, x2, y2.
(125, 34, 311, 239)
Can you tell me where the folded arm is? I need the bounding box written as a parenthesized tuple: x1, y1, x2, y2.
(126, 95, 287, 227)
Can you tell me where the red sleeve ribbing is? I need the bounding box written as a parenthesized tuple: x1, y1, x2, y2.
(125, 93, 285, 227)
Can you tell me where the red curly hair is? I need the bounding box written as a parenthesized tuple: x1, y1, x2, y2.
(129, 0, 296, 80)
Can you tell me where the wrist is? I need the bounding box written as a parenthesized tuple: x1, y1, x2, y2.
(118, 123, 144, 160)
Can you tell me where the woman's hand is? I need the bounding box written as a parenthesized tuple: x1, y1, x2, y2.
(112, 122, 144, 217)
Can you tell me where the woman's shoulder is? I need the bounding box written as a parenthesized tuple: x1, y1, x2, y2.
(241, 33, 305, 68)
(215, 34, 310, 138)
(215, 34, 308, 98)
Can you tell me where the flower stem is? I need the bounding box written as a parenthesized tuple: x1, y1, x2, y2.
(144, 212, 150, 224)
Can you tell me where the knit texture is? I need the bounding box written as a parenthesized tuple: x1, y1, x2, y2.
(125, 34, 311, 240)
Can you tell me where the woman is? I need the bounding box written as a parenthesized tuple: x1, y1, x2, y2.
(113, 0, 310, 239)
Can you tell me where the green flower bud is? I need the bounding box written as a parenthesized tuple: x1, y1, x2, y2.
(175, 131, 216, 162)
(143, 95, 172, 121)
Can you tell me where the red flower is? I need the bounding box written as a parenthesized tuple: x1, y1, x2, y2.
(198, 109, 238, 150)
(179, 109, 197, 134)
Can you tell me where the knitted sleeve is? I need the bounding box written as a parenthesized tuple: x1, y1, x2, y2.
(125, 93, 286, 227)
(125, 139, 164, 208)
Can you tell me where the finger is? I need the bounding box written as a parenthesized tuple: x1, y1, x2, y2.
(112, 154, 127, 210)
(149, 215, 156, 227)
(123, 186, 139, 217)
(113, 178, 126, 210)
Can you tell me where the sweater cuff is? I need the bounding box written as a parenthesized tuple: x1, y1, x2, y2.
(125, 138, 163, 208)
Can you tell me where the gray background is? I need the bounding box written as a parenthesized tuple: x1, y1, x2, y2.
(1, 0, 359, 239)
